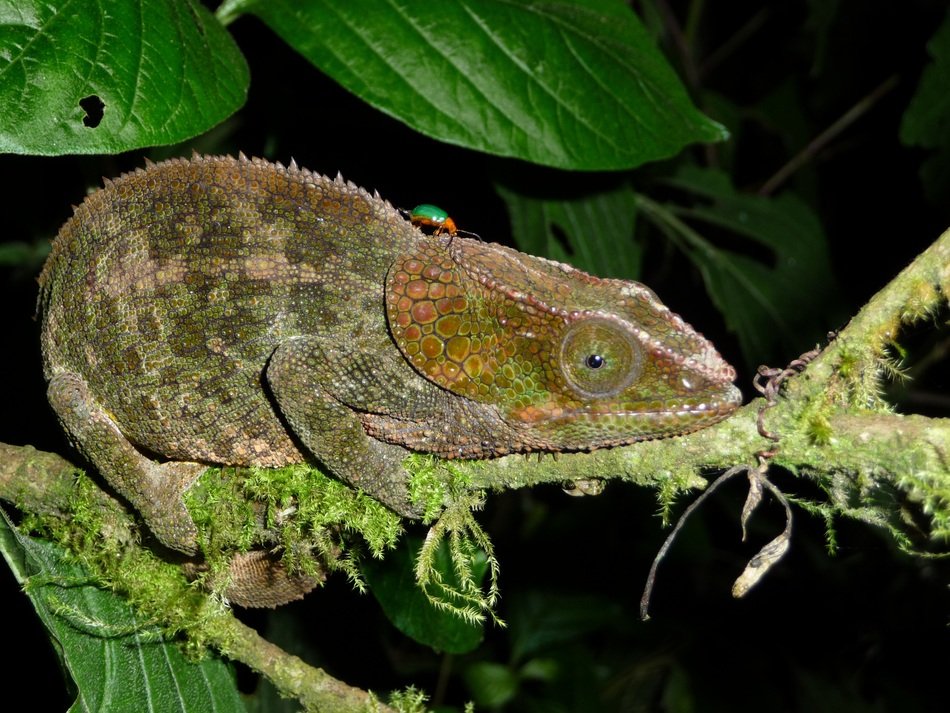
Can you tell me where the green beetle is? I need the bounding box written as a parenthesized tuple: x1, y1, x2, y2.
(408, 203, 458, 236)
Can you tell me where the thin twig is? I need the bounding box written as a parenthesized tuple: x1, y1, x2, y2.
(639, 465, 748, 620)
(758, 75, 899, 196)
(699, 8, 770, 80)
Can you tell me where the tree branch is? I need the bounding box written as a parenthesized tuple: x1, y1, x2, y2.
(1, 229, 947, 708)
(0, 443, 398, 713)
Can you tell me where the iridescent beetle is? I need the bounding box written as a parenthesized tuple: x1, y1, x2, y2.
(409, 204, 457, 236)
(402, 203, 480, 240)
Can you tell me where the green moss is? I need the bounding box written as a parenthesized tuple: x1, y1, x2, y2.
(896, 457, 950, 543)
(186, 463, 405, 593)
(785, 494, 840, 555)
(654, 469, 700, 527)
(899, 279, 939, 323)
(805, 411, 833, 446)
(23, 472, 228, 648)
(414, 488, 502, 626)
(404, 453, 476, 522)
(27, 453, 508, 641)
(387, 686, 430, 712)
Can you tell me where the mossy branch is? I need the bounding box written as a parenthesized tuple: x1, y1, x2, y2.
(0, 443, 399, 713)
(4, 236, 950, 549)
(1, 229, 947, 709)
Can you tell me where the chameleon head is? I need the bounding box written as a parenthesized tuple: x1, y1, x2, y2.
(386, 237, 742, 450)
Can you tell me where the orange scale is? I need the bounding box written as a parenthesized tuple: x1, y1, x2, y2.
(422, 264, 442, 280)
(443, 361, 461, 379)
(403, 324, 421, 341)
(403, 259, 424, 274)
(463, 354, 484, 378)
(446, 335, 470, 362)
(439, 270, 454, 283)
(406, 280, 429, 299)
(420, 334, 444, 359)
(435, 315, 461, 338)
(428, 282, 446, 299)
(410, 300, 438, 324)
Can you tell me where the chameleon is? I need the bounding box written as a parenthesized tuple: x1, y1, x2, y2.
(38, 154, 742, 560)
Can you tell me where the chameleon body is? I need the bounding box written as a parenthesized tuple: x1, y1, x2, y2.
(39, 155, 741, 555)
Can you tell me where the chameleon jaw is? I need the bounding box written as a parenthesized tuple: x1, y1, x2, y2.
(510, 382, 743, 430)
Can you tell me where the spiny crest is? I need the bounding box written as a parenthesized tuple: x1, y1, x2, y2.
(47, 156, 413, 290)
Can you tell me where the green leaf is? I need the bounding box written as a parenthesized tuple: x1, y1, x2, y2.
(0, 0, 249, 155)
(0, 510, 245, 713)
(362, 536, 484, 654)
(462, 662, 519, 708)
(507, 592, 624, 664)
(0, 239, 50, 270)
(496, 180, 642, 279)
(899, 7, 950, 204)
(226, 0, 726, 169)
(639, 166, 839, 365)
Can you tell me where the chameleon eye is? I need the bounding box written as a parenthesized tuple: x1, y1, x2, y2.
(559, 317, 642, 397)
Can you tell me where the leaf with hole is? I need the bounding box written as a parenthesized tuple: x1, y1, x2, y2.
(0, 0, 248, 154)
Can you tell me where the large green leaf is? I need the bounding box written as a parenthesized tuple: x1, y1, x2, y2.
(0, 511, 245, 713)
(496, 180, 641, 279)
(639, 166, 839, 366)
(223, 0, 726, 169)
(0, 0, 248, 155)
(362, 536, 484, 654)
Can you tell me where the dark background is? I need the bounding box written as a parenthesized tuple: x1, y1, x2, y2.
(2, 1, 948, 710)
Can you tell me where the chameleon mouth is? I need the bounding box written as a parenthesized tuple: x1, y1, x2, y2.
(514, 383, 743, 427)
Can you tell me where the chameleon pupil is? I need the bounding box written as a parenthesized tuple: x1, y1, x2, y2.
(586, 354, 605, 369)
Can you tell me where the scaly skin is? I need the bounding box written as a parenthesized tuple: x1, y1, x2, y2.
(38, 155, 741, 558)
